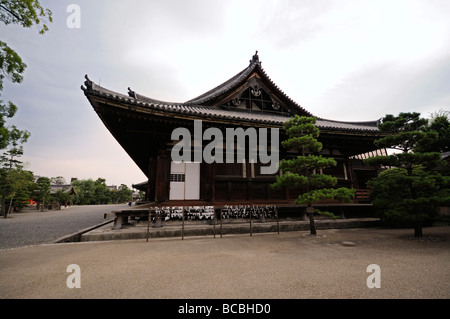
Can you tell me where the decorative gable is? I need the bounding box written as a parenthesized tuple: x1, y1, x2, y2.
(186, 51, 312, 118)
(221, 76, 292, 117)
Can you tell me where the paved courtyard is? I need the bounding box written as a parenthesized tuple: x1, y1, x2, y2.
(0, 225, 449, 299)
(0, 204, 125, 250)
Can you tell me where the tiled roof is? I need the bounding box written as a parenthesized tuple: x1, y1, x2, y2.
(82, 76, 379, 133)
(185, 61, 257, 105)
(81, 52, 380, 133)
(315, 119, 380, 132)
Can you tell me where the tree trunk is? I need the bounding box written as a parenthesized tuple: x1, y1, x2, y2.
(5, 196, 14, 218)
(408, 173, 422, 238)
(309, 213, 317, 235)
(414, 225, 422, 237)
(414, 218, 423, 237)
(1, 194, 5, 217)
(307, 206, 317, 235)
(6, 206, 13, 218)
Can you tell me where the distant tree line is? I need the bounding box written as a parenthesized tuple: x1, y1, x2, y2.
(70, 178, 137, 206)
(1, 173, 141, 215)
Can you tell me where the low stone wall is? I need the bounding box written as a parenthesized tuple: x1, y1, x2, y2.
(81, 218, 380, 242)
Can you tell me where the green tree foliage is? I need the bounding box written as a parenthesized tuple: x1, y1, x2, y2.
(368, 167, 450, 230)
(34, 176, 50, 211)
(0, 40, 26, 90)
(0, 101, 18, 149)
(366, 112, 450, 237)
(419, 110, 450, 153)
(51, 189, 70, 209)
(72, 179, 134, 205)
(0, 124, 30, 216)
(0, 168, 34, 216)
(94, 178, 111, 204)
(0, 0, 52, 148)
(0, 1, 52, 215)
(118, 184, 133, 203)
(272, 115, 355, 235)
(1, 125, 30, 169)
(72, 179, 96, 205)
(0, 1, 52, 34)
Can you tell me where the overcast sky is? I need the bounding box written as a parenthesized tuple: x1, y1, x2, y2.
(1, 0, 449, 189)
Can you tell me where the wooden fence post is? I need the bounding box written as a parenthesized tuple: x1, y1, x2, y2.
(220, 206, 223, 238)
(182, 206, 185, 240)
(146, 207, 151, 242)
(213, 207, 217, 238)
(276, 206, 279, 235)
(250, 204, 253, 236)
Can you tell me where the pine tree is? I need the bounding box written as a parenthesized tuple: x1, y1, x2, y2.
(0, 126, 30, 216)
(366, 112, 449, 237)
(272, 115, 355, 235)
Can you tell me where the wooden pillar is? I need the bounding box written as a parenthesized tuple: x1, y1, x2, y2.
(147, 157, 157, 202)
(211, 163, 216, 202)
(347, 158, 355, 188)
(155, 150, 170, 203)
(200, 163, 215, 202)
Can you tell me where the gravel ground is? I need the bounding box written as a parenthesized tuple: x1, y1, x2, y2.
(0, 225, 448, 299)
(0, 204, 128, 250)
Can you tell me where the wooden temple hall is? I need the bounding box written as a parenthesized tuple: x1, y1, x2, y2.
(82, 52, 386, 215)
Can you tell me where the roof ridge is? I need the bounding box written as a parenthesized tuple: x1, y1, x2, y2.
(127, 87, 184, 106)
(255, 64, 312, 117)
(185, 62, 256, 105)
(316, 117, 380, 127)
(184, 51, 313, 117)
(185, 51, 264, 105)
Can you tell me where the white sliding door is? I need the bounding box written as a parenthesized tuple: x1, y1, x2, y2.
(169, 162, 200, 200)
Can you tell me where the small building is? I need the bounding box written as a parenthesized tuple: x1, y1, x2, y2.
(82, 52, 385, 210)
(50, 184, 77, 196)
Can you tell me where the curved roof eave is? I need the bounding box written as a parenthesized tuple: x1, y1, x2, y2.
(82, 75, 380, 134)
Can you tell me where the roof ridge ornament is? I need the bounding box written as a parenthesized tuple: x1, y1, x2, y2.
(249, 50, 261, 66)
(128, 87, 137, 99)
(82, 74, 93, 91)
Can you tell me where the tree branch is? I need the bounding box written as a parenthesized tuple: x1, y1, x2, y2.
(0, 4, 22, 21)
